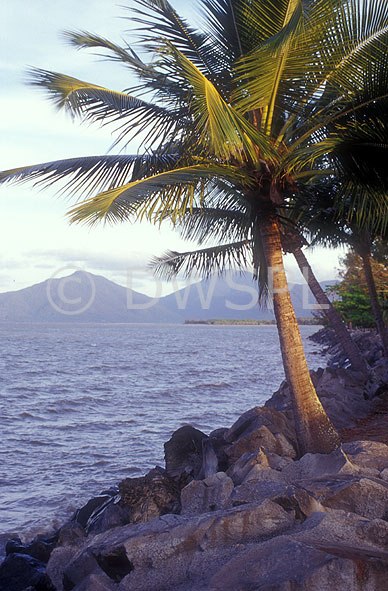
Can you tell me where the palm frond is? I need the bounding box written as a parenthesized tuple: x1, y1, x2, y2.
(150, 240, 252, 279)
(67, 163, 252, 225)
(174, 206, 250, 244)
(159, 42, 275, 165)
(29, 69, 189, 150)
(0, 153, 180, 199)
(129, 0, 212, 74)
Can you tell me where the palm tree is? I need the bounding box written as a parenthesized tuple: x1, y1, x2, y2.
(3, 0, 388, 453)
(152, 196, 370, 375)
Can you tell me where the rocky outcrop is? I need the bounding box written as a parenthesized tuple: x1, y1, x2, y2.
(3, 328, 388, 591)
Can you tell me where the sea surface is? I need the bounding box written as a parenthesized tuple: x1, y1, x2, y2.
(0, 323, 326, 545)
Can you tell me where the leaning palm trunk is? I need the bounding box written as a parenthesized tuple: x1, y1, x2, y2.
(259, 214, 341, 455)
(293, 247, 369, 374)
(361, 251, 388, 359)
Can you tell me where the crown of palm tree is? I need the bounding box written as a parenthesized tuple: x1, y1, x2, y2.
(2, 0, 388, 231)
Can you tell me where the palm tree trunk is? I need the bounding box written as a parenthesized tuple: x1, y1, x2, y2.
(361, 251, 388, 359)
(259, 213, 341, 455)
(293, 247, 369, 374)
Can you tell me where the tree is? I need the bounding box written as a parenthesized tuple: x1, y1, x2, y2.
(3, 0, 388, 453)
(153, 200, 369, 374)
(329, 251, 388, 329)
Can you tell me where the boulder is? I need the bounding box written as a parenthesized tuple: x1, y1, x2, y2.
(47, 547, 81, 591)
(5, 536, 57, 564)
(72, 571, 118, 590)
(0, 553, 54, 591)
(181, 472, 234, 515)
(86, 502, 132, 535)
(342, 440, 388, 471)
(209, 535, 388, 591)
(320, 477, 388, 520)
(282, 448, 359, 483)
(232, 481, 323, 519)
(226, 449, 270, 485)
(295, 510, 388, 549)
(225, 406, 297, 450)
(63, 500, 294, 591)
(74, 489, 118, 528)
(266, 367, 372, 430)
(225, 425, 279, 464)
(57, 522, 86, 547)
(164, 425, 208, 480)
(46, 523, 86, 591)
(243, 465, 286, 483)
(118, 467, 180, 524)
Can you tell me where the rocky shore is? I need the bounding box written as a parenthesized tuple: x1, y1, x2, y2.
(1, 329, 388, 591)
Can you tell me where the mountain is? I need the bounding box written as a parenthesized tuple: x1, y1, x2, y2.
(0, 271, 336, 323)
(0, 272, 180, 323)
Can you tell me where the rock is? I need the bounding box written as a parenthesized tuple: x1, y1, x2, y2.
(57, 522, 86, 548)
(47, 524, 86, 591)
(5, 535, 57, 564)
(164, 425, 208, 480)
(320, 478, 388, 519)
(225, 425, 278, 464)
(0, 553, 54, 591)
(199, 438, 218, 479)
(66, 500, 294, 591)
(282, 447, 359, 482)
(232, 481, 323, 519)
(266, 367, 372, 431)
(231, 480, 290, 506)
(226, 449, 270, 485)
(225, 406, 297, 450)
(342, 440, 388, 470)
(86, 502, 132, 535)
(208, 429, 230, 473)
(243, 465, 286, 483)
(296, 510, 388, 549)
(209, 535, 388, 591)
(47, 547, 81, 591)
(62, 550, 104, 589)
(118, 467, 180, 524)
(72, 571, 118, 591)
(181, 472, 234, 514)
(265, 452, 293, 471)
(74, 489, 118, 529)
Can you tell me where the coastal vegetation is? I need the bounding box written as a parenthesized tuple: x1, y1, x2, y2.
(1, 0, 388, 454)
(328, 251, 388, 330)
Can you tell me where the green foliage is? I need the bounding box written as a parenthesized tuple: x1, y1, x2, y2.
(328, 251, 388, 328)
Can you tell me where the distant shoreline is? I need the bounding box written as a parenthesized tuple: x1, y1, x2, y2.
(184, 318, 321, 326)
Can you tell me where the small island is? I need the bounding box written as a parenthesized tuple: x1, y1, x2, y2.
(184, 318, 321, 325)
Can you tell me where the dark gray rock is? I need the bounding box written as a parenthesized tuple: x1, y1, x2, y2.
(0, 553, 54, 591)
(225, 406, 296, 449)
(74, 489, 118, 529)
(181, 472, 234, 514)
(226, 449, 270, 485)
(342, 440, 388, 471)
(118, 466, 180, 524)
(86, 502, 132, 535)
(232, 481, 324, 520)
(164, 425, 208, 481)
(5, 535, 57, 564)
(72, 571, 118, 590)
(320, 477, 388, 519)
(64, 500, 294, 591)
(282, 448, 359, 482)
(209, 535, 388, 590)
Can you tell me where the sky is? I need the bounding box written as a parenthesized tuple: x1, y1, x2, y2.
(0, 0, 345, 296)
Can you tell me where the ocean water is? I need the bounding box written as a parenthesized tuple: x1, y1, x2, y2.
(0, 323, 326, 543)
